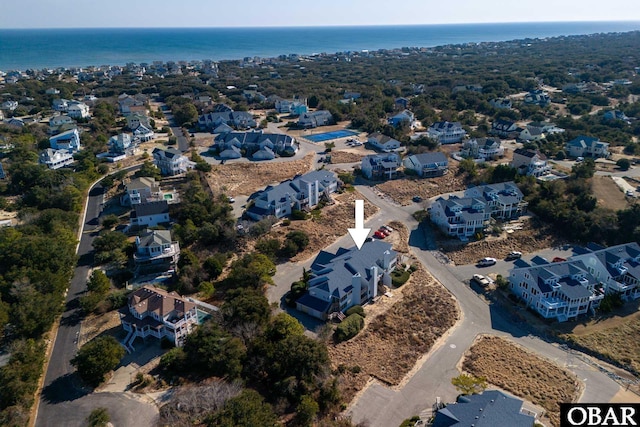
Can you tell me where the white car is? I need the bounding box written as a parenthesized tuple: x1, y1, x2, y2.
(477, 257, 497, 267)
(472, 274, 491, 287)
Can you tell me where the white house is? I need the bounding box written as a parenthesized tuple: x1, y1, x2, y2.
(49, 128, 81, 153)
(367, 133, 401, 152)
(49, 115, 76, 134)
(387, 110, 416, 128)
(152, 148, 195, 176)
(122, 177, 162, 205)
(507, 242, 640, 322)
(132, 124, 155, 142)
(490, 119, 519, 138)
(39, 148, 74, 170)
(246, 170, 338, 220)
(67, 102, 90, 119)
(126, 113, 150, 130)
(565, 136, 610, 159)
(361, 153, 401, 180)
(427, 121, 466, 144)
(0, 101, 18, 111)
(109, 133, 133, 154)
(130, 201, 170, 228)
(119, 285, 197, 351)
(403, 152, 449, 177)
(511, 149, 551, 177)
(464, 181, 527, 220)
(198, 110, 257, 129)
(524, 89, 551, 106)
(296, 240, 397, 320)
(430, 196, 490, 240)
(214, 131, 298, 159)
(461, 138, 504, 160)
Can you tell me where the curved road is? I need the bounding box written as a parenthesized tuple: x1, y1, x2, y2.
(35, 168, 158, 427)
(267, 182, 631, 427)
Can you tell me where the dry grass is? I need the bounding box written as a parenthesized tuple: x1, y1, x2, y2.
(439, 218, 565, 266)
(329, 266, 460, 403)
(269, 190, 378, 262)
(375, 163, 468, 206)
(387, 220, 410, 253)
(78, 311, 121, 346)
(560, 312, 640, 374)
(329, 151, 366, 164)
(462, 335, 580, 427)
(591, 175, 629, 211)
(204, 153, 315, 195)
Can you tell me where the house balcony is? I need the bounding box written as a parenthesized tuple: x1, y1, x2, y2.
(589, 292, 605, 302)
(608, 280, 634, 293)
(134, 243, 180, 263)
(540, 297, 568, 310)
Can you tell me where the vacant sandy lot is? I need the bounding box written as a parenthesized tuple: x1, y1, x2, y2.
(329, 150, 366, 164)
(591, 175, 629, 211)
(439, 218, 565, 266)
(375, 164, 468, 206)
(462, 335, 580, 427)
(205, 153, 315, 195)
(269, 190, 379, 262)
(329, 266, 459, 403)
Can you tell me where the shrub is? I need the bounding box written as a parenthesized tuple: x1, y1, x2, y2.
(335, 313, 364, 342)
(344, 305, 365, 318)
(391, 269, 410, 287)
(616, 158, 631, 171)
(291, 209, 307, 220)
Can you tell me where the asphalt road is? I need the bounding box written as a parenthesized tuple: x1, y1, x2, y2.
(158, 103, 190, 153)
(35, 167, 158, 427)
(265, 182, 627, 427)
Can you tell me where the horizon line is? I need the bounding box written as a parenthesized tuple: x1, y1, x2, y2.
(2, 19, 640, 31)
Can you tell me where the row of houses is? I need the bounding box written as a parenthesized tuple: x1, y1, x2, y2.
(213, 131, 298, 160)
(429, 182, 527, 240)
(509, 242, 640, 322)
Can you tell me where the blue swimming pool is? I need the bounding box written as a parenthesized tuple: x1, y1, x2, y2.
(305, 129, 359, 143)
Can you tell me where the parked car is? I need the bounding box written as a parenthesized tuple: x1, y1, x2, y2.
(505, 251, 522, 260)
(227, 196, 235, 203)
(471, 274, 491, 287)
(477, 257, 497, 267)
(552, 257, 567, 263)
(378, 228, 390, 236)
(374, 230, 386, 239)
(381, 225, 394, 233)
(412, 195, 423, 203)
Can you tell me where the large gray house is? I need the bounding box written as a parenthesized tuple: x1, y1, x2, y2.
(246, 170, 338, 220)
(214, 131, 298, 160)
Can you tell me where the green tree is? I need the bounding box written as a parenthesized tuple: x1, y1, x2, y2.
(334, 313, 364, 342)
(71, 336, 125, 387)
(265, 312, 305, 341)
(451, 374, 488, 395)
(183, 321, 246, 378)
(173, 103, 198, 127)
(294, 395, 319, 427)
(101, 214, 119, 230)
(616, 158, 631, 171)
(86, 408, 110, 427)
(135, 160, 161, 180)
(222, 289, 271, 328)
(203, 253, 226, 279)
(205, 389, 279, 427)
(87, 270, 110, 294)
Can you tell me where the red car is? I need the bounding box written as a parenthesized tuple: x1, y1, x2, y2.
(552, 257, 567, 263)
(374, 230, 386, 239)
(378, 228, 390, 236)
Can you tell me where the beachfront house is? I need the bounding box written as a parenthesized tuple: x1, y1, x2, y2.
(403, 152, 449, 177)
(152, 147, 195, 176)
(298, 110, 334, 128)
(460, 137, 504, 160)
(49, 128, 81, 153)
(39, 148, 74, 170)
(565, 136, 610, 159)
(245, 170, 338, 220)
(367, 133, 401, 152)
(427, 121, 466, 144)
(119, 284, 196, 351)
(361, 153, 401, 180)
(296, 240, 397, 320)
(511, 149, 551, 177)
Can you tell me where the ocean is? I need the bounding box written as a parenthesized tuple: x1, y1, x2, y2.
(1, 21, 639, 71)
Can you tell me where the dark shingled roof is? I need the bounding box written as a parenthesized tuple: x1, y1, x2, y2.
(432, 390, 534, 427)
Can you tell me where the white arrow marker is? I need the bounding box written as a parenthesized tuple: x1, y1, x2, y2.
(348, 199, 371, 250)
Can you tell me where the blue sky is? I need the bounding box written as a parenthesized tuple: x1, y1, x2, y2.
(2, 0, 640, 29)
